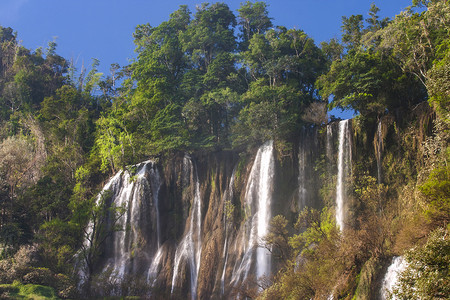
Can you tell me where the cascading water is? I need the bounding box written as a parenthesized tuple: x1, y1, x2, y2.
(376, 121, 383, 184)
(256, 141, 274, 281)
(298, 127, 319, 211)
(114, 162, 162, 277)
(220, 169, 236, 295)
(381, 256, 407, 300)
(147, 247, 163, 287)
(79, 161, 162, 294)
(326, 123, 333, 164)
(104, 162, 151, 280)
(146, 165, 162, 286)
(298, 131, 308, 210)
(171, 155, 202, 299)
(149, 165, 162, 248)
(335, 119, 352, 231)
(231, 141, 275, 287)
(77, 170, 123, 288)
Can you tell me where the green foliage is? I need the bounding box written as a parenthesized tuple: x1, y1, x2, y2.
(38, 219, 79, 273)
(95, 107, 135, 173)
(237, 1, 272, 49)
(77, 189, 127, 281)
(263, 215, 290, 265)
(392, 227, 450, 299)
(317, 3, 433, 118)
(261, 208, 342, 299)
(420, 164, 450, 225)
(0, 281, 60, 300)
(428, 46, 450, 122)
(289, 207, 338, 256)
(224, 200, 235, 223)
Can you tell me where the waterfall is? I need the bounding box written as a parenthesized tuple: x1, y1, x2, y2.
(147, 165, 161, 248)
(376, 121, 383, 184)
(231, 141, 275, 286)
(326, 124, 333, 163)
(146, 164, 163, 285)
(171, 155, 202, 300)
(381, 256, 407, 300)
(298, 127, 318, 211)
(298, 131, 308, 210)
(104, 161, 163, 280)
(147, 247, 163, 286)
(221, 169, 236, 295)
(255, 141, 274, 280)
(105, 162, 150, 280)
(335, 120, 351, 231)
(77, 170, 123, 288)
(78, 161, 162, 294)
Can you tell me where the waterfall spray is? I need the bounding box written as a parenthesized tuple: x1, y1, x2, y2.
(231, 141, 274, 287)
(335, 120, 351, 231)
(171, 156, 202, 299)
(381, 256, 407, 299)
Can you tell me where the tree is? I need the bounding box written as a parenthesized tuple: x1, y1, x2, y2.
(263, 215, 291, 267)
(392, 228, 450, 299)
(260, 208, 341, 299)
(316, 6, 427, 117)
(379, 1, 450, 88)
(237, 1, 273, 49)
(95, 107, 135, 173)
(0, 135, 35, 248)
(341, 14, 364, 50)
(77, 190, 126, 289)
(419, 164, 450, 226)
(180, 2, 236, 72)
(427, 39, 450, 122)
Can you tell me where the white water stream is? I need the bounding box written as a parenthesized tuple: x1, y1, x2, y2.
(220, 169, 236, 295)
(231, 141, 275, 287)
(381, 256, 407, 300)
(171, 155, 202, 299)
(335, 120, 351, 231)
(376, 121, 383, 184)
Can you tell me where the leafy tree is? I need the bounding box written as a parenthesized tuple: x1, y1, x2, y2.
(77, 190, 126, 289)
(180, 2, 236, 72)
(260, 208, 341, 299)
(341, 14, 364, 50)
(234, 26, 326, 147)
(392, 227, 450, 299)
(95, 106, 135, 173)
(427, 42, 450, 122)
(237, 1, 273, 50)
(379, 1, 450, 88)
(263, 215, 290, 266)
(419, 164, 450, 226)
(38, 218, 79, 273)
(317, 5, 427, 118)
(128, 6, 193, 153)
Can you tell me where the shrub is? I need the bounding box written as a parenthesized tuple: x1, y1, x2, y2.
(392, 227, 450, 299)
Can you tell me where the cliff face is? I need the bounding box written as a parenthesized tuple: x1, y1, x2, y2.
(80, 104, 436, 299)
(81, 141, 308, 299)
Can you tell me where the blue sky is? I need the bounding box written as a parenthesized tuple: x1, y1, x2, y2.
(0, 0, 415, 119)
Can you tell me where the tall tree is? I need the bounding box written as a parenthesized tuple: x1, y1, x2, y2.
(237, 1, 273, 49)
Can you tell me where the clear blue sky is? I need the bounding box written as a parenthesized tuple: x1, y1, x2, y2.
(0, 0, 415, 118)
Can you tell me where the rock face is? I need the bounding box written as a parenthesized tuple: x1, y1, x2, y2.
(80, 126, 338, 299)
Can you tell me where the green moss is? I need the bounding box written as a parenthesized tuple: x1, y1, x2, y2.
(235, 154, 248, 182)
(0, 281, 59, 299)
(353, 257, 383, 300)
(210, 168, 216, 191)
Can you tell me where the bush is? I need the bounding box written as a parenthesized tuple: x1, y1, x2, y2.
(392, 227, 450, 299)
(22, 267, 53, 286)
